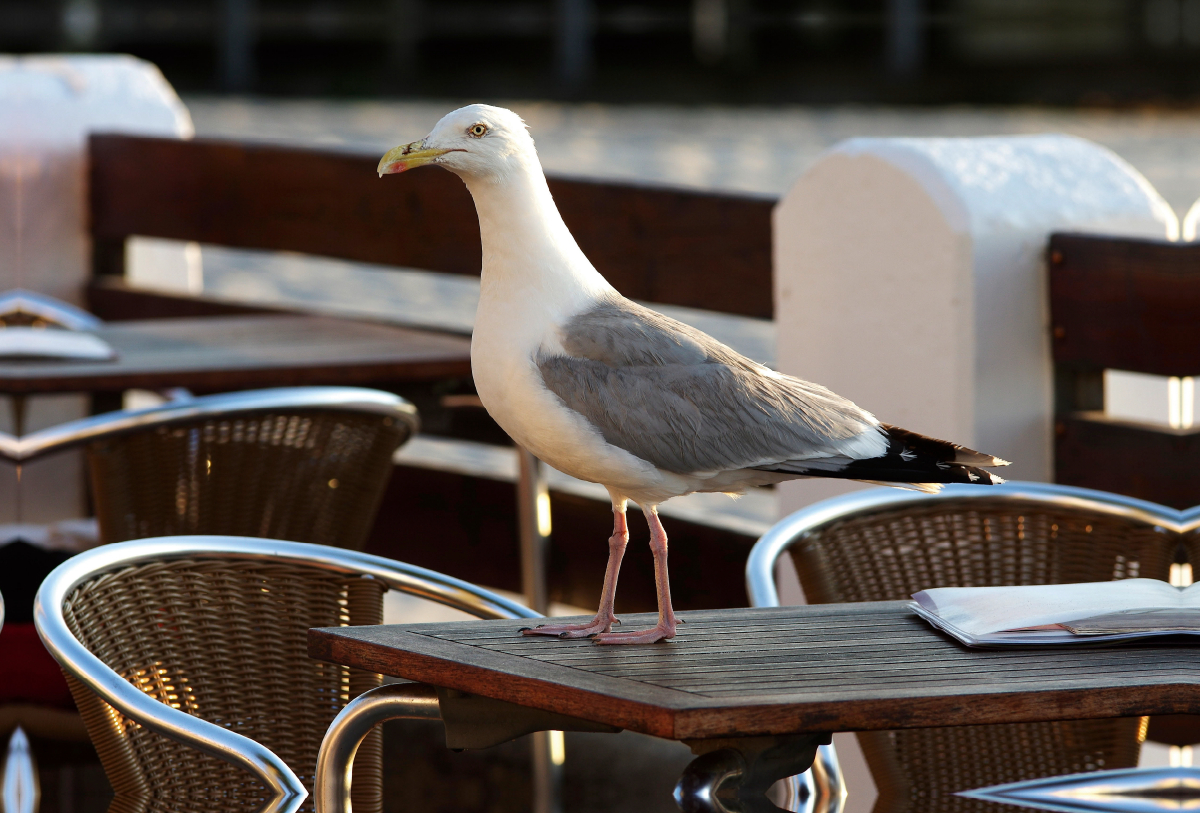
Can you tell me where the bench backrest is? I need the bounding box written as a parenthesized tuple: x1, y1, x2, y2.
(1049, 232, 1200, 508)
(89, 134, 775, 318)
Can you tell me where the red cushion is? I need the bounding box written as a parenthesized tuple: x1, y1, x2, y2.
(0, 622, 75, 709)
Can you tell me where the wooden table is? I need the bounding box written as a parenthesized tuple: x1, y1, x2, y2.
(0, 314, 473, 395)
(310, 602, 1200, 812)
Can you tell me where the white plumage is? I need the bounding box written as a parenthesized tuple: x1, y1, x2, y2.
(380, 104, 1009, 644)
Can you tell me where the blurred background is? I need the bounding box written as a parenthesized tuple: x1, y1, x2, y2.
(6, 0, 1200, 211)
(6, 0, 1200, 104)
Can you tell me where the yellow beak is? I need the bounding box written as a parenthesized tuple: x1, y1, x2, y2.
(377, 141, 452, 176)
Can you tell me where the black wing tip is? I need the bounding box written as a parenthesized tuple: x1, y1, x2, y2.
(880, 424, 1010, 469)
(757, 428, 1010, 487)
(765, 461, 1007, 486)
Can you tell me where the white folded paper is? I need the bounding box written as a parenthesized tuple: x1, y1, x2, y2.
(911, 579, 1200, 646)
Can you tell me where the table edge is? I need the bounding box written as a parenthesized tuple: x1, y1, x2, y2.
(309, 626, 696, 739)
(310, 608, 1200, 741)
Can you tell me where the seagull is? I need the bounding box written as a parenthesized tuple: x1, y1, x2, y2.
(379, 104, 1010, 645)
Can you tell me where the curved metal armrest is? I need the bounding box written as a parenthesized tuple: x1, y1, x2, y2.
(316, 683, 443, 813)
(34, 545, 309, 813)
(746, 481, 1189, 607)
(314, 682, 603, 813)
(6, 386, 420, 462)
(0, 289, 102, 331)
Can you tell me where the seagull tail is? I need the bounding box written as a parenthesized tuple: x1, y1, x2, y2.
(754, 425, 1009, 487)
(880, 424, 1011, 468)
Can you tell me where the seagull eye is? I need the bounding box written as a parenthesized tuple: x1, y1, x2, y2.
(469, 123, 488, 138)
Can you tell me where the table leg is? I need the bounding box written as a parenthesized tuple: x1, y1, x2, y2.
(675, 733, 831, 813)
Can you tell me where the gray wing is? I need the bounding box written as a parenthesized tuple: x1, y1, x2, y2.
(537, 295, 881, 475)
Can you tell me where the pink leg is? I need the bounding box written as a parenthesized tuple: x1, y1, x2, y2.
(592, 506, 677, 645)
(522, 503, 629, 638)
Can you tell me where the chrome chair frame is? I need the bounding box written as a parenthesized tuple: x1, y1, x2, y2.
(748, 481, 1196, 608)
(745, 481, 1198, 813)
(34, 536, 538, 813)
(0, 386, 419, 461)
(1, 726, 37, 813)
(315, 683, 444, 813)
(0, 289, 102, 331)
(960, 765, 1200, 812)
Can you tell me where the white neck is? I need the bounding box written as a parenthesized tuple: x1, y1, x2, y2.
(460, 156, 615, 321)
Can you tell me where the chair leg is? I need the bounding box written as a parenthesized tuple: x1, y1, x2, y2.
(315, 684, 442, 813)
(2, 726, 40, 813)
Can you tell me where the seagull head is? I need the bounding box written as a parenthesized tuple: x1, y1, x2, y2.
(378, 104, 536, 184)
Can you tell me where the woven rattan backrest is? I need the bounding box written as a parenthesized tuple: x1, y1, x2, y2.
(787, 496, 1175, 813)
(87, 409, 406, 550)
(62, 557, 385, 813)
(788, 498, 1175, 602)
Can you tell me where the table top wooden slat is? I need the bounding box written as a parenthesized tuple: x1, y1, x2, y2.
(0, 314, 473, 393)
(308, 602, 1200, 741)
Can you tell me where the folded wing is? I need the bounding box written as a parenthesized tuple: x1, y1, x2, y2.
(538, 295, 1007, 486)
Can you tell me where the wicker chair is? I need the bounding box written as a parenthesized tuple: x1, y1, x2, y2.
(34, 536, 538, 813)
(17, 387, 418, 550)
(747, 482, 1182, 813)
